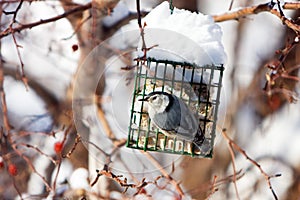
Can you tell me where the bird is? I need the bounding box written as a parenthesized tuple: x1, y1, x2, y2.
(139, 91, 204, 148)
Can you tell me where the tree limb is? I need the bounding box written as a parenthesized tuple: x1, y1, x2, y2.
(213, 2, 300, 34)
(0, 2, 92, 39)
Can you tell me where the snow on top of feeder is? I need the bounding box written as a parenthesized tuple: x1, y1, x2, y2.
(112, 1, 227, 66)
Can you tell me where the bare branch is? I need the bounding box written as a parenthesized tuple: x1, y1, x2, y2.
(18, 142, 56, 164)
(3, 0, 30, 88)
(0, 2, 92, 39)
(213, 2, 300, 34)
(97, 107, 117, 141)
(221, 129, 281, 200)
(205, 175, 218, 200)
(228, 142, 240, 200)
(0, 52, 11, 133)
(96, 103, 184, 197)
(51, 124, 73, 192)
(142, 151, 185, 198)
(62, 133, 81, 158)
(283, 2, 300, 10)
(11, 143, 52, 192)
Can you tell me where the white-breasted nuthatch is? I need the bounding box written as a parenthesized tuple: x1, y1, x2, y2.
(139, 91, 204, 148)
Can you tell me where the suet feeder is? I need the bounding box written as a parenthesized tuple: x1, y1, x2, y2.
(127, 57, 224, 158)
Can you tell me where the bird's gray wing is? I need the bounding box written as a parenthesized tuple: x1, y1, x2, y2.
(175, 99, 199, 141)
(152, 95, 199, 141)
(152, 108, 180, 132)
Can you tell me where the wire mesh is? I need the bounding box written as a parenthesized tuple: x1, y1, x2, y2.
(127, 58, 224, 157)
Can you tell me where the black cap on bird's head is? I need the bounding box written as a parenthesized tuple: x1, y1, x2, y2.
(138, 91, 174, 113)
(138, 91, 171, 102)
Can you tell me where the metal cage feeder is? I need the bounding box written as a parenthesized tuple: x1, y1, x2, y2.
(127, 58, 224, 158)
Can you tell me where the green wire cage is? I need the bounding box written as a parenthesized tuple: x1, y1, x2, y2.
(127, 58, 224, 158)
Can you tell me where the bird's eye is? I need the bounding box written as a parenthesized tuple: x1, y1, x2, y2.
(152, 96, 157, 100)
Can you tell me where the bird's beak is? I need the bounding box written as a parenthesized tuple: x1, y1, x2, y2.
(138, 96, 149, 101)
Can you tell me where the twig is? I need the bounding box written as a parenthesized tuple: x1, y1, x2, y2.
(228, 0, 235, 11)
(213, 2, 300, 34)
(205, 175, 218, 200)
(0, 68, 11, 132)
(136, 0, 142, 29)
(270, 8, 300, 35)
(186, 170, 244, 198)
(11, 175, 23, 200)
(264, 43, 299, 95)
(52, 158, 61, 193)
(0, 58, 11, 132)
(62, 13, 92, 40)
(92, 164, 167, 197)
(62, 133, 81, 158)
(221, 129, 281, 200)
(0, 0, 38, 4)
(4, 0, 29, 88)
(99, 167, 135, 192)
(0, 12, 24, 198)
(228, 142, 240, 200)
(275, 0, 284, 17)
(283, 2, 300, 10)
(97, 106, 128, 149)
(89, 126, 184, 197)
(91, 165, 143, 192)
(97, 107, 116, 141)
(52, 124, 73, 192)
(5, 0, 24, 22)
(18, 142, 57, 164)
(81, 138, 109, 157)
(12, 130, 55, 140)
(11, 143, 52, 191)
(11, 32, 28, 89)
(97, 102, 184, 197)
(142, 151, 185, 198)
(0, 2, 92, 39)
(136, 0, 147, 58)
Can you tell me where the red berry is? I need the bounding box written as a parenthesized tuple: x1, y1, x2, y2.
(269, 94, 282, 111)
(139, 188, 147, 194)
(54, 142, 63, 154)
(0, 156, 4, 168)
(72, 44, 78, 52)
(8, 164, 17, 176)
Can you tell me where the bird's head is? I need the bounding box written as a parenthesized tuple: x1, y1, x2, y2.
(139, 91, 171, 113)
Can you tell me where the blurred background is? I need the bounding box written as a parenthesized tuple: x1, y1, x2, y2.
(0, 0, 300, 199)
